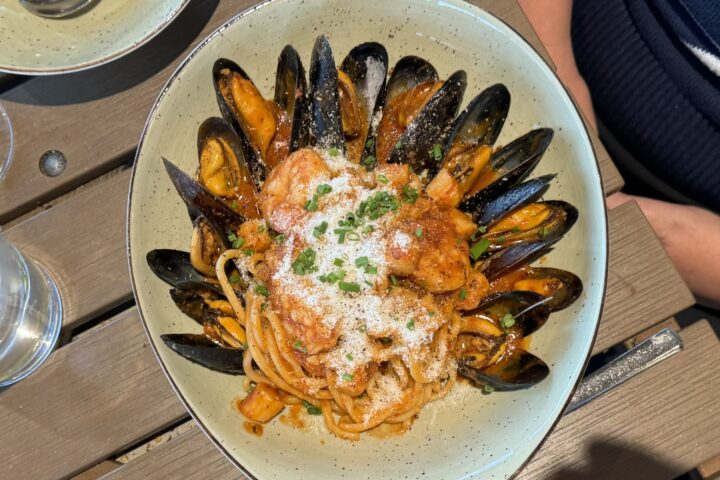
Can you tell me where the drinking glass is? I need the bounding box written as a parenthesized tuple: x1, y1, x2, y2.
(0, 102, 12, 182)
(0, 235, 62, 387)
(19, 0, 95, 18)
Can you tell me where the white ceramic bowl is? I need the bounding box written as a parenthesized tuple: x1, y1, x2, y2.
(128, 1, 608, 478)
(0, 0, 189, 75)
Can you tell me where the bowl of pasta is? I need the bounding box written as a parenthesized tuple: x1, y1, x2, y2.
(127, 0, 608, 478)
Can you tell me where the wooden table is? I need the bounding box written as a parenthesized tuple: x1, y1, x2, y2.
(0, 1, 718, 479)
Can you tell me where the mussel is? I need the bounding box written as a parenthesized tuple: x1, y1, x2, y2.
(507, 267, 583, 312)
(147, 249, 221, 292)
(161, 334, 245, 375)
(456, 291, 551, 391)
(480, 238, 558, 281)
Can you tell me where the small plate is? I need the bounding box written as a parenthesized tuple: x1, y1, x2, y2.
(0, 0, 190, 75)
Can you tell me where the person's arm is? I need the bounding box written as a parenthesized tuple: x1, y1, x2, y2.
(520, 0, 720, 306)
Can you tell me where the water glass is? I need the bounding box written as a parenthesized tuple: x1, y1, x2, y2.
(0, 102, 12, 183)
(19, 0, 95, 18)
(0, 235, 62, 387)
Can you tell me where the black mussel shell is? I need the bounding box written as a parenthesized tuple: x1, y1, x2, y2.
(459, 349, 549, 391)
(474, 174, 556, 226)
(480, 239, 558, 280)
(197, 117, 260, 192)
(384, 55, 438, 104)
(146, 249, 221, 292)
(445, 83, 510, 152)
(275, 45, 308, 152)
(523, 267, 583, 311)
(212, 58, 266, 184)
(460, 128, 554, 212)
(473, 290, 550, 337)
(168, 284, 229, 325)
(162, 158, 245, 246)
(308, 36, 345, 152)
(388, 70, 467, 180)
(161, 334, 245, 375)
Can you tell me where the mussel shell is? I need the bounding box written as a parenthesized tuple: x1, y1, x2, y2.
(388, 70, 467, 180)
(460, 128, 553, 212)
(384, 55, 438, 104)
(458, 349, 549, 391)
(474, 174, 556, 226)
(480, 238, 558, 280)
(522, 267, 583, 311)
(275, 45, 308, 152)
(212, 58, 266, 184)
(146, 249, 221, 292)
(308, 35, 345, 152)
(163, 158, 245, 245)
(197, 117, 260, 192)
(472, 290, 550, 337)
(445, 83, 510, 152)
(161, 334, 245, 375)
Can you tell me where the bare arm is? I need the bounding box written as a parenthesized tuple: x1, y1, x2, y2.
(520, 0, 720, 306)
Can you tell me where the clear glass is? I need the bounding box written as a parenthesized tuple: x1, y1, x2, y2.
(18, 0, 95, 18)
(0, 102, 13, 183)
(0, 235, 62, 387)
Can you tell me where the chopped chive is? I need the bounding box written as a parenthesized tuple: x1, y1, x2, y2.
(365, 138, 375, 149)
(364, 280, 374, 287)
(379, 336, 392, 344)
(334, 227, 349, 244)
(482, 384, 495, 394)
(402, 184, 419, 204)
(470, 238, 491, 260)
(247, 383, 256, 393)
(355, 256, 369, 267)
(327, 147, 339, 157)
(459, 288, 467, 300)
(260, 302, 268, 312)
(273, 233, 285, 243)
(342, 373, 354, 381)
(317, 183, 332, 195)
(256, 223, 266, 233)
(227, 231, 245, 249)
(293, 339, 306, 352)
(477, 225, 487, 233)
(346, 353, 354, 361)
(500, 313, 516, 330)
(390, 275, 399, 286)
(244, 248, 254, 256)
(255, 284, 269, 297)
(333, 258, 345, 267)
(377, 174, 389, 184)
(313, 221, 329, 238)
(292, 248, 318, 275)
(346, 232, 361, 242)
(432, 143, 442, 161)
(305, 193, 320, 211)
(511, 226, 521, 233)
(494, 235, 506, 244)
(302, 400, 322, 415)
(428, 311, 436, 317)
(395, 141, 403, 149)
(406, 319, 415, 330)
(362, 225, 375, 234)
(361, 155, 377, 170)
(338, 281, 361, 293)
(365, 265, 378, 275)
(336, 269, 346, 280)
(230, 200, 238, 210)
(242, 341, 249, 350)
(229, 273, 242, 284)
(538, 226, 546, 237)
(415, 227, 423, 238)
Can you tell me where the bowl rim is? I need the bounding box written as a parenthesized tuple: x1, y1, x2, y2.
(126, 1, 608, 478)
(0, 0, 191, 76)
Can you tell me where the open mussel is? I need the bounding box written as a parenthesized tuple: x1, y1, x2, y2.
(508, 267, 583, 312)
(473, 174, 555, 226)
(161, 334, 245, 375)
(460, 128, 554, 212)
(275, 45, 308, 154)
(308, 35, 345, 152)
(479, 238, 558, 281)
(197, 117, 261, 216)
(339, 42, 388, 164)
(459, 351, 549, 391)
(147, 249, 220, 292)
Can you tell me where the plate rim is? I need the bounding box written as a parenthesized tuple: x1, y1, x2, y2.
(126, 1, 609, 478)
(0, 0, 191, 76)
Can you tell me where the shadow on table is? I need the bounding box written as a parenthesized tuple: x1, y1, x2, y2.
(3, 0, 219, 106)
(546, 437, 685, 480)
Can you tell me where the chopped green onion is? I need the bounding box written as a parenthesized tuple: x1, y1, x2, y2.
(247, 383, 256, 393)
(379, 337, 392, 344)
(390, 275, 399, 286)
(538, 226, 546, 237)
(333, 258, 345, 267)
(338, 281, 361, 293)
(500, 313, 516, 330)
(432, 143, 442, 162)
(406, 319, 415, 330)
(361, 155, 377, 170)
(477, 225, 487, 233)
(402, 184, 419, 204)
(302, 400, 322, 415)
(355, 256, 369, 268)
(365, 138, 375, 148)
(362, 225, 375, 234)
(415, 227, 423, 238)
(244, 249, 254, 256)
(511, 226, 521, 233)
(377, 174, 389, 184)
(364, 280, 374, 287)
(229, 273, 242, 284)
(346, 353, 354, 361)
(319, 272, 339, 284)
(227, 231, 245, 249)
(317, 183, 332, 195)
(305, 193, 320, 211)
(292, 248, 318, 275)
(494, 235, 506, 244)
(356, 191, 399, 220)
(327, 147, 339, 157)
(313, 221, 329, 238)
(257, 223, 266, 233)
(334, 227, 350, 244)
(272, 233, 285, 243)
(482, 384, 495, 394)
(428, 311, 436, 317)
(230, 200, 238, 210)
(459, 288, 467, 300)
(395, 141, 403, 149)
(255, 284, 269, 297)
(470, 238, 491, 260)
(365, 265, 378, 275)
(342, 373, 354, 381)
(293, 339, 306, 352)
(260, 302, 268, 312)
(346, 231, 361, 242)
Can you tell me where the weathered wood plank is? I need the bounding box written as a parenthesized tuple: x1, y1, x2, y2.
(594, 201, 694, 354)
(100, 321, 720, 480)
(699, 454, 720, 479)
(72, 461, 121, 480)
(0, 0, 620, 225)
(2, 168, 132, 332)
(519, 320, 720, 480)
(0, 309, 189, 480)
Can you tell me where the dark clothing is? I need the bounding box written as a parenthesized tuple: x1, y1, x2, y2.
(571, 0, 720, 211)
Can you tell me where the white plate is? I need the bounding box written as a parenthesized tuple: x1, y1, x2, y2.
(0, 0, 189, 74)
(128, 1, 608, 478)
